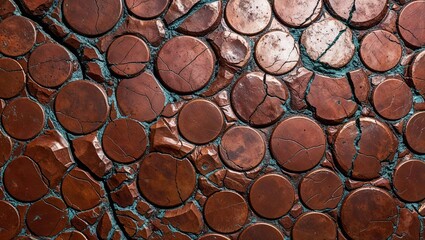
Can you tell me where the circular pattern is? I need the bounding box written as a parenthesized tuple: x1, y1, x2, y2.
(292, 212, 337, 240)
(405, 112, 425, 154)
(225, 0, 272, 35)
(274, 0, 323, 28)
(249, 174, 294, 219)
(270, 116, 326, 172)
(0, 57, 25, 99)
(199, 234, 230, 240)
(410, 50, 425, 98)
(55, 80, 109, 134)
(219, 126, 265, 171)
(178, 99, 224, 144)
(393, 159, 425, 202)
(0, 200, 20, 240)
(239, 223, 284, 240)
(125, 0, 169, 19)
(0, 131, 12, 166)
(372, 79, 412, 120)
(398, 1, 425, 48)
(0, 16, 36, 57)
(2, 97, 45, 140)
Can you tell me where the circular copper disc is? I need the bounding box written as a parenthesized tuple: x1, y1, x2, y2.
(177, 1, 222, 36)
(0, 15, 36, 57)
(0, 130, 12, 166)
(239, 223, 284, 240)
(393, 159, 425, 202)
(225, 0, 272, 35)
(372, 79, 412, 120)
(125, 0, 169, 19)
(0, 200, 20, 240)
(410, 50, 425, 98)
(274, 0, 323, 28)
(405, 112, 425, 154)
(199, 234, 230, 240)
(292, 212, 337, 240)
(398, 1, 425, 48)
(0, 58, 26, 99)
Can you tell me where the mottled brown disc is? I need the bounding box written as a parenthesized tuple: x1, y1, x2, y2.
(138, 153, 196, 207)
(0, 15, 36, 57)
(410, 50, 425, 98)
(63, 0, 122, 36)
(26, 197, 68, 237)
(340, 187, 397, 240)
(28, 43, 73, 88)
(56, 231, 87, 240)
(125, 0, 169, 19)
(0, 57, 25, 99)
(239, 223, 284, 240)
(55, 80, 109, 134)
(372, 79, 412, 120)
(116, 71, 165, 122)
(220, 126, 265, 171)
(270, 116, 326, 172)
(299, 169, 343, 210)
(178, 1, 222, 36)
(255, 30, 300, 75)
(405, 112, 425, 154)
(225, 0, 272, 35)
(107, 35, 150, 77)
(231, 72, 288, 127)
(2, 97, 45, 140)
(204, 191, 248, 233)
(249, 174, 294, 219)
(199, 234, 230, 240)
(292, 212, 337, 240)
(274, 0, 323, 27)
(0, 130, 12, 166)
(102, 118, 147, 163)
(398, 1, 425, 48)
(157, 36, 215, 94)
(4, 156, 48, 202)
(178, 99, 224, 144)
(360, 30, 402, 72)
(393, 159, 425, 202)
(0, 200, 20, 240)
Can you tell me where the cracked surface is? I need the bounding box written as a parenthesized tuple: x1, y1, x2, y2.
(225, 0, 272, 35)
(0, 58, 26, 99)
(398, 1, 425, 48)
(292, 212, 337, 240)
(393, 159, 425, 202)
(274, 0, 323, 28)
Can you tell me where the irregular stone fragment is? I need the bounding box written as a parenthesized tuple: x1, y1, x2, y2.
(283, 67, 313, 110)
(178, 1, 222, 36)
(110, 181, 139, 207)
(164, 0, 200, 24)
(347, 69, 370, 103)
(188, 145, 223, 175)
(163, 202, 204, 234)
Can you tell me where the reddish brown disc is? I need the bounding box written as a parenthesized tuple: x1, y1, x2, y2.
(138, 153, 196, 207)
(393, 159, 425, 202)
(204, 191, 248, 233)
(0, 57, 26, 99)
(178, 1, 222, 36)
(199, 234, 230, 240)
(178, 99, 224, 144)
(340, 187, 397, 240)
(125, 0, 169, 19)
(225, 0, 272, 35)
(405, 112, 425, 154)
(0, 200, 20, 240)
(55, 80, 109, 134)
(56, 231, 87, 240)
(102, 118, 147, 163)
(292, 212, 337, 240)
(239, 223, 284, 240)
(398, 1, 425, 48)
(249, 174, 295, 219)
(270, 116, 326, 172)
(0, 15, 36, 57)
(372, 79, 412, 120)
(274, 0, 323, 28)
(0, 130, 12, 166)
(410, 50, 425, 98)
(2, 97, 45, 140)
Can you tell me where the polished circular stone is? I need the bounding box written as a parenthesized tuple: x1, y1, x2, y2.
(219, 126, 265, 171)
(178, 99, 224, 144)
(55, 80, 109, 134)
(249, 174, 294, 219)
(255, 30, 299, 75)
(138, 153, 196, 207)
(271, 116, 326, 172)
(225, 0, 271, 35)
(340, 187, 397, 240)
(0, 16, 36, 57)
(63, 0, 122, 36)
(4, 156, 48, 202)
(360, 30, 402, 72)
(0, 200, 20, 240)
(393, 159, 425, 202)
(410, 50, 425, 98)
(239, 223, 284, 240)
(204, 191, 248, 233)
(299, 168, 343, 210)
(274, 0, 323, 27)
(116, 71, 165, 123)
(398, 1, 425, 48)
(177, 1, 222, 36)
(102, 118, 147, 163)
(405, 112, 425, 154)
(125, 0, 169, 19)
(372, 78, 412, 120)
(0, 58, 26, 99)
(292, 212, 337, 240)
(156, 36, 215, 94)
(2, 97, 45, 140)
(107, 35, 150, 77)
(0, 130, 12, 166)
(199, 234, 230, 240)
(56, 231, 87, 240)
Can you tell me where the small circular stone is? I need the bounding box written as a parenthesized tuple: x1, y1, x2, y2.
(125, 0, 169, 19)
(0, 58, 25, 99)
(249, 174, 294, 219)
(107, 35, 150, 77)
(301, 18, 355, 68)
(2, 98, 45, 140)
(239, 223, 284, 240)
(405, 112, 425, 154)
(0, 200, 20, 240)
(55, 80, 109, 134)
(372, 79, 412, 120)
(117, 71, 165, 122)
(26, 197, 68, 237)
(398, 1, 425, 48)
(0, 131, 12, 166)
(157, 36, 215, 94)
(102, 118, 147, 163)
(225, 0, 271, 35)
(178, 99, 224, 144)
(341, 187, 397, 240)
(199, 234, 230, 240)
(0, 16, 36, 57)
(204, 191, 248, 233)
(56, 231, 87, 240)
(360, 30, 402, 72)
(63, 0, 122, 36)
(231, 72, 288, 127)
(393, 159, 425, 202)
(274, 0, 323, 27)
(292, 212, 337, 240)
(410, 50, 425, 98)
(178, 1, 222, 36)
(4, 156, 48, 202)
(220, 126, 265, 171)
(271, 116, 326, 172)
(138, 153, 196, 207)
(255, 30, 299, 75)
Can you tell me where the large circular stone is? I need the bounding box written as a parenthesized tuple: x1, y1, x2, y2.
(393, 159, 425, 202)
(0, 201, 20, 240)
(0, 16, 36, 57)
(225, 0, 272, 35)
(0, 58, 26, 99)
(292, 212, 337, 240)
(405, 112, 425, 154)
(398, 1, 425, 48)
